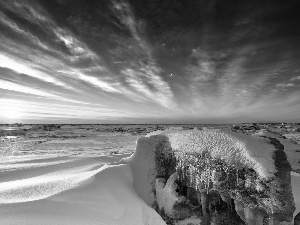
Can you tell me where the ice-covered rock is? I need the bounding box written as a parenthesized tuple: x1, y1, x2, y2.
(122, 128, 295, 224)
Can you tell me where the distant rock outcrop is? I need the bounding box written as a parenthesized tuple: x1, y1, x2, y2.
(122, 128, 295, 225)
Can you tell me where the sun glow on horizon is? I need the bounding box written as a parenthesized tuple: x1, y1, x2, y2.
(0, 105, 22, 119)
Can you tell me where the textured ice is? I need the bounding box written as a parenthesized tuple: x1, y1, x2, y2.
(147, 128, 277, 179)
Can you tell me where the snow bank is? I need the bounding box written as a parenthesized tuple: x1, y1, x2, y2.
(0, 156, 166, 225)
(291, 171, 300, 218)
(120, 135, 170, 205)
(147, 128, 277, 179)
(0, 164, 102, 204)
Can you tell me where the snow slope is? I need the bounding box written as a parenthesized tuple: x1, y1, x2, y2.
(291, 171, 300, 218)
(0, 155, 166, 225)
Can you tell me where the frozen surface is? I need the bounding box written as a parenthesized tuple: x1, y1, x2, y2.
(291, 171, 300, 217)
(257, 131, 300, 172)
(0, 155, 166, 225)
(284, 133, 300, 144)
(0, 124, 299, 224)
(0, 127, 166, 225)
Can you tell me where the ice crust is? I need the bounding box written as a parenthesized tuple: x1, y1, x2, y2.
(147, 128, 277, 179)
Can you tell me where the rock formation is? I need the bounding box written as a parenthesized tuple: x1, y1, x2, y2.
(122, 128, 295, 224)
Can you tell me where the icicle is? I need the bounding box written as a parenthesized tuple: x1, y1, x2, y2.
(206, 170, 210, 194)
(236, 168, 239, 185)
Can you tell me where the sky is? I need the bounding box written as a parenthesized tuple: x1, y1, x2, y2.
(0, 0, 300, 124)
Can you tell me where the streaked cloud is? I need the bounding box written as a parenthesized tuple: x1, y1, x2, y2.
(0, 0, 299, 123)
(276, 83, 295, 88)
(290, 76, 300, 82)
(0, 80, 88, 105)
(111, 0, 175, 108)
(0, 54, 72, 89)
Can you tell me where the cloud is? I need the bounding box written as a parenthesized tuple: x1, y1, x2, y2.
(57, 70, 120, 93)
(0, 79, 87, 104)
(121, 66, 175, 108)
(0, 54, 73, 89)
(0, 0, 177, 110)
(1, 0, 300, 122)
(111, 0, 175, 109)
(290, 76, 300, 82)
(0, 80, 60, 98)
(185, 48, 216, 84)
(276, 83, 295, 88)
(217, 48, 250, 98)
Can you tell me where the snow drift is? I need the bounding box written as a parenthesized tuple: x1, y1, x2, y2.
(0, 156, 166, 225)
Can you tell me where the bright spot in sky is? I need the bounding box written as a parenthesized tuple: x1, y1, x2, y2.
(0, 105, 22, 119)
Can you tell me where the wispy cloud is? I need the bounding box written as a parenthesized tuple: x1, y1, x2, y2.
(290, 76, 300, 82)
(276, 83, 295, 88)
(0, 0, 299, 122)
(0, 80, 87, 104)
(0, 80, 58, 98)
(185, 48, 216, 84)
(0, 1, 113, 93)
(111, 0, 175, 109)
(0, 54, 72, 89)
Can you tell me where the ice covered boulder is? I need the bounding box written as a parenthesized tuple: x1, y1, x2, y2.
(121, 128, 295, 224)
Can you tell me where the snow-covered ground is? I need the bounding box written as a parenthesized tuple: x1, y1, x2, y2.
(284, 133, 300, 145)
(291, 171, 300, 218)
(0, 154, 166, 225)
(1, 129, 161, 224)
(0, 125, 299, 224)
(259, 131, 300, 173)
